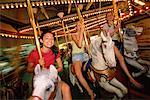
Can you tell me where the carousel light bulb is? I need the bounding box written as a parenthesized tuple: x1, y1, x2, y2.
(65, 0, 68, 4)
(129, 6, 132, 9)
(1, 4, 5, 9)
(2, 34, 4, 37)
(24, 3, 27, 7)
(15, 3, 18, 8)
(20, 3, 23, 7)
(40, 2, 43, 6)
(61, 1, 64, 4)
(134, 11, 137, 13)
(36, 2, 39, 6)
(68, 0, 70, 3)
(54, 1, 57, 5)
(43, 1, 46, 5)
(6, 4, 9, 9)
(48, 1, 50, 5)
(51, 1, 54, 5)
(32, 2, 35, 6)
(58, 1, 60, 4)
(5, 34, 8, 37)
(146, 7, 149, 10)
(139, 9, 143, 13)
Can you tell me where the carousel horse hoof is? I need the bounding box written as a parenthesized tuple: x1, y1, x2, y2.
(122, 88, 128, 95)
(94, 93, 96, 98)
(112, 95, 121, 100)
(79, 87, 84, 93)
(132, 72, 142, 77)
(146, 73, 150, 78)
(132, 72, 137, 77)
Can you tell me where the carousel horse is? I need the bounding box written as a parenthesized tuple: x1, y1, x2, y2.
(123, 25, 150, 77)
(90, 32, 128, 99)
(30, 64, 62, 100)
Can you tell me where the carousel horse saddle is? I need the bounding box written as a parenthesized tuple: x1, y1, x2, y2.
(90, 66, 117, 81)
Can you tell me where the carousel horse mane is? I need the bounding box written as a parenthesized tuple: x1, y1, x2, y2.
(32, 64, 58, 100)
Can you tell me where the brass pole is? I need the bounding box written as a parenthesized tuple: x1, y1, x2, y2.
(26, 0, 43, 67)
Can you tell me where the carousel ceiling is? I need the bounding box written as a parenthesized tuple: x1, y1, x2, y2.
(0, 0, 150, 38)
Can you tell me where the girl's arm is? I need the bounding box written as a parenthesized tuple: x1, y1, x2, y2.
(56, 57, 63, 72)
(72, 23, 84, 48)
(114, 46, 142, 88)
(27, 62, 34, 73)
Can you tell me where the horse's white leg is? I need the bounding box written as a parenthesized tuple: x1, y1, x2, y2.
(137, 58, 150, 66)
(137, 58, 150, 77)
(75, 79, 84, 93)
(98, 76, 124, 98)
(125, 57, 146, 77)
(110, 78, 128, 95)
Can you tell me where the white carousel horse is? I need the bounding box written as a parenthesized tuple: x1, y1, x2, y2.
(123, 26, 150, 77)
(31, 64, 62, 100)
(90, 32, 128, 99)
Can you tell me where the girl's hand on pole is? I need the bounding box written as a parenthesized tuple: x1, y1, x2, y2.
(39, 58, 45, 68)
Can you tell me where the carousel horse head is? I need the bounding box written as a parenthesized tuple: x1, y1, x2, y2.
(124, 24, 143, 36)
(32, 64, 58, 100)
(100, 31, 116, 67)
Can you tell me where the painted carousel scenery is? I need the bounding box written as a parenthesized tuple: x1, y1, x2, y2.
(0, 0, 150, 100)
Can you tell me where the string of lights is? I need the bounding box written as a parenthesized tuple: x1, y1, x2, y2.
(0, 0, 126, 10)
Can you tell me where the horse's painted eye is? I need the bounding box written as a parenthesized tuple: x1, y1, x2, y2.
(46, 85, 52, 91)
(102, 44, 107, 48)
